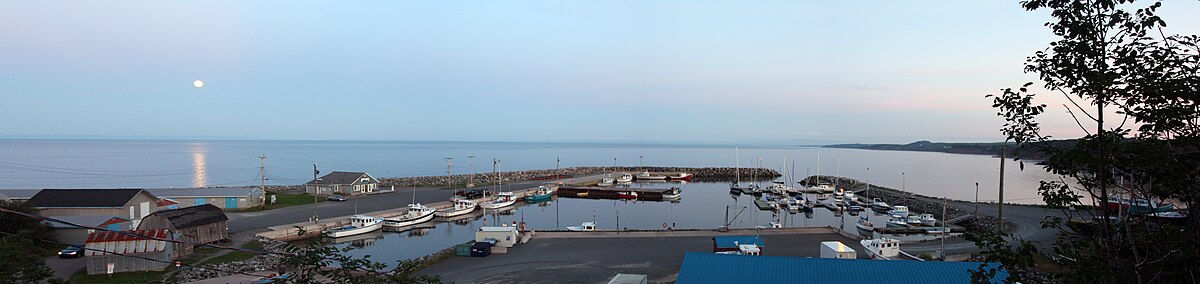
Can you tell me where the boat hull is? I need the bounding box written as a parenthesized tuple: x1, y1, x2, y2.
(383, 211, 436, 228)
(325, 222, 383, 238)
(481, 200, 516, 209)
(524, 194, 552, 203)
(435, 207, 475, 218)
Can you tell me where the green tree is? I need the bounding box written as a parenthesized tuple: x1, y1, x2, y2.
(0, 200, 64, 283)
(274, 227, 445, 284)
(984, 0, 1200, 283)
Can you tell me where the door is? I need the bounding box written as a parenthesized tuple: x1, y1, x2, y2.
(226, 198, 238, 209)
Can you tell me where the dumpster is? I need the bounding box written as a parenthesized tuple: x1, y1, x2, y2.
(455, 244, 472, 256)
(471, 242, 494, 257)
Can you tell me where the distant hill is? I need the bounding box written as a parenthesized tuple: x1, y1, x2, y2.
(824, 140, 1077, 160)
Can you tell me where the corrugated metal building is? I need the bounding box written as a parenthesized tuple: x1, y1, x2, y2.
(46, 215, 131, 245)
(0, 189, 40, 201)
(29, 189, 160, 223)
(146, 187, 264, 210)
(676, 252, 1008, 284)
(137, 204, 229, 259)
(85, 229, 175, 275)
(305, 171, 380, 196)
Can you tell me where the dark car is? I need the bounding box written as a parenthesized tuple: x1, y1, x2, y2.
(58, 245, 84, 258)
(327, 194, 347, 202)
(455, 189, 492, 199)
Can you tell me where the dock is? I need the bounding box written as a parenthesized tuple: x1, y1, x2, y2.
(557, 186, 673, 200)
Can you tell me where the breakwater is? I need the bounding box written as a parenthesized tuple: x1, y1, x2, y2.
(375, 166, 781, 188)
(803, 175, 1016, 232)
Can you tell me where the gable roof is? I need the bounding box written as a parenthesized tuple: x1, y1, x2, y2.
(28, 188, 149, 208)
(145, 204, 228, 228)
(45, 215, 130, 229)
(676, 252, 1008, 284)
(146, 187, 261, 198)
(0, 189, 41, 200)
(308, 171, 376, 185)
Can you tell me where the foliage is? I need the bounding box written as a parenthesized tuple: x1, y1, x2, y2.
(67, 269, 165, 284)
(983, 0, 1200, 283)
(275, 227, 445, 284)
(0, 200, 64, 284)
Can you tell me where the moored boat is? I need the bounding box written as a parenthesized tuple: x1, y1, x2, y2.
(905, 215, 922, 225)
(886, 218, 909, 228)
(383, 204, 436, 228)
(870, 198, 891, 211)
(616, 173, 634, 183)
(324, 215, 383, 238)
(919, 213, 937, 226)
(435, 199, 477, 218)
(524, 186, 554, 203)
(597, 174, 615, 186)
(860, 237, 901, 260)
(635, 171, 667, 180)
(616, 191, 639, 199)
(855, 215, 874, 231)
(889, 205, 910, 218)
(662, 187, 682, 199)
(1147, 211, 1187, 224)
(566, 221, 596, 231)
(666, 172, 693, 181)
(481, 192, 517, 209)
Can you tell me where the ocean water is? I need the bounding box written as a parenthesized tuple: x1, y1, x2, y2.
(0, 139, 1057, 204)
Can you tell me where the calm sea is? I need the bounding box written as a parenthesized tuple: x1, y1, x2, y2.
(0, 139, 1056, 204)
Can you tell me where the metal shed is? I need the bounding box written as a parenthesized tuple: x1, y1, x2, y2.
(85, 229, 174, 275)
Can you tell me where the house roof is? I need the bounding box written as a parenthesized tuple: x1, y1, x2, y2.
(145, 204, 228, 228)
(675, 252, 1008, 284)
(713, 236, 765, 248)
(28, 188, 148, 208)
(157, 198, 180, 207)
(308, 171, 376, 185)
(0, 189, 41, 200)
(145, 187, 261, 198)
(45, 215, 130, 229)
(85, 229, 170, 256)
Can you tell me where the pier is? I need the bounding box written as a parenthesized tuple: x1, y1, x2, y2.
(556, 186, 673, 200)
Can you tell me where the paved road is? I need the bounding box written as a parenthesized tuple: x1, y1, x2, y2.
(419, 229, 863, 284)
(44, 255, 85, 280)
(226, 176, 598, 233)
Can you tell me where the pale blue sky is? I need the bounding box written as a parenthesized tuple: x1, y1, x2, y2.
(2, 1, 1197, 144)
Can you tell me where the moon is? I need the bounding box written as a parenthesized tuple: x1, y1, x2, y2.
(193, 80, 204, 88)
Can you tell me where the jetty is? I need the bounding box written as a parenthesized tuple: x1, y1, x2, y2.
(557, 186, 673, 200)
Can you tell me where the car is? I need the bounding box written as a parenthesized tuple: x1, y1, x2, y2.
(455, 189, 493, 199)
(327, 194, 347, 202)
(58, 245, 84, 258)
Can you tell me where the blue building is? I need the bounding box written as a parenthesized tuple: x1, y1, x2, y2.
(677, 252, 1008, 284)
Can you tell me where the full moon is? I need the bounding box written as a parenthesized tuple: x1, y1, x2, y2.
(193, 80, 204, 88)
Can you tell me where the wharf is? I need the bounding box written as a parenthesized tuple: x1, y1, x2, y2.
(557, 186, 671, 200)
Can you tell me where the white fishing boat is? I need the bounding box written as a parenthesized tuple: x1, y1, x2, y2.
(597, 174, 615, 186)
(324, 215, 383, 238)
(786, 198, 800, 211)
(435, 199, 477, 218)
(383, 204, 436, 228)
(886, 218, 909, 228)
(662, 187, 682, 199)
(844, 192, 858, 202)
(860, 238, 901, 260)
(919, 213, 937, 226)
(808, 183, 836, 193)
(636, 171, 667, 180)
(566, 221, 597, 231)
(906, 215, 923, 225)
(481, 192, 517, 209)
(870, 198, 891, 211)
(855, 215, 874, 231)
(616, 173, 634, 183)
(889, 205, 910, 218)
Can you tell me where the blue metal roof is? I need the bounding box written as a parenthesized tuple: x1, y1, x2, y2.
(713, 236, 765, 248)
(676, 252, 1009, 284)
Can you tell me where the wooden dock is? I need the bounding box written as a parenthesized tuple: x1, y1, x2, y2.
(557, 186, 672, 201)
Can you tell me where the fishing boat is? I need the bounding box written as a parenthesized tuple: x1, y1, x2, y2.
(524, 186, 554, 203)
(481, 192, 517, 209)
(383, 204, 436, 228)
(886, 218, 909, 228)
(616, 173, 634, 183)
(324, 215, 383, 238)
(889, 205, 910, 218)
(566, 221, 597, 231)
(662, 187, 682, 199)
(786, 198, 800, 211)
(925, 227, 948, 234)
(635, 171, 667, 180)
(807, 183, 836, 193)
(844, 192, 859, 202)
(905, 215, 923, 225)
(919, 213, 937, 226)
(666, 172, 693, 181)
(435, 199, 477, 218)
(597, 174, 615, 186)
(870, 198, 891, 211)
(855, 215, 874, 231)
(1104, 196, 1176, 215)
(860, 238, 901, 260)
(616, 191, 639, 199)
(844, 200, 863, 211)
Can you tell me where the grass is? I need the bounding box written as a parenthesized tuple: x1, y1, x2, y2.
(230, 192, 324, 212)
(69, 268, 168, 284)
(202, 242, 265, 265)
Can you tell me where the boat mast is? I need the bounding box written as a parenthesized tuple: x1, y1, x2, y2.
(735, 145, 741, 185)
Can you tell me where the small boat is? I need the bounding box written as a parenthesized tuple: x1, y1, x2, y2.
(1104, 196, 1176, 215)
(635, 171, 667, 180)
(597, 174, 615, 186)
(616, 173, 634, 183)
(767, 221, 782, 229)
(807, 183, 836, 193)
(906, 215, 923, 225)
(870, 198, 891, 211)
(524, 186, 555, 203)
(662, 187, 682, 199)
(383, 204, 436, 228)
(855, 215, 874, 231)
(886, 218, 909, 228)
(919, 213, 937, 226)
(435, 199, 477, 218)
(926, 227, 948, 234)
(844, 192, 858, 202)
(889, 205, 910, 218)
(566, 221, 597, 231)
(324, 215, 383, 238)
(666, 172, 693, 181)
(860, 238, 901, 260)
(844, 200, 863, 211)
(786, 198, 800, 211)
(481, 192, 517, 209)
(616, 191, 639, 199)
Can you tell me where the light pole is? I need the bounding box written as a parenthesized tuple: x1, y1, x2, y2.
(975, 182, 980, 218)
(312, 163, 320, 223)
(901, 172, 907, 204)
(468, 155, 475, 188)
(445, 158, 453, 190)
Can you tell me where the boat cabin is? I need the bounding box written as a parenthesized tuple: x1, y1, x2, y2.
(738, 244, 762, 256)
(713, 236, 765, 253)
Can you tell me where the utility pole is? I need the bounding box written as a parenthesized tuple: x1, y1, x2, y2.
(445, 158, 453, 190)
(975, 182, 980, 218)
(259, 154, 266, 209)
(468, 155, 475, 188)
(941, 197, 947, 260)
(556, 156, 560, 172)
(313, 163, 319, 223)
(998, 146, 1006, 231)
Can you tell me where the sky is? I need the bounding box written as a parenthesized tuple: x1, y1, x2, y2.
(2, 1, 1198, 145)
